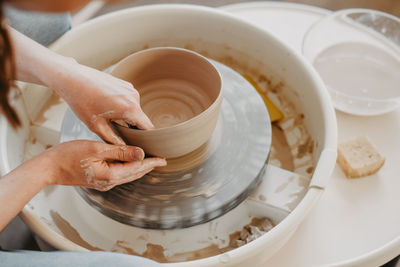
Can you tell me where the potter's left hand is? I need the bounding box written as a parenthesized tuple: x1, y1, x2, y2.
(10, 28, 153, 145)
(0, 140, 166, 231)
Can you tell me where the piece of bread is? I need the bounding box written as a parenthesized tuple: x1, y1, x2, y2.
(337, 136, 385, 178)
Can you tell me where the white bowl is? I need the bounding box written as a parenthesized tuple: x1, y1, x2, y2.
(303, 8, 400, 116)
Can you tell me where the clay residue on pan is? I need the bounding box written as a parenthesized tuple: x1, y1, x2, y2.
(112, 241, 168, 263)
(258, 194, 266, 201)
(49, 210, 103, 251)
(270, 124, 294, 171)
(35, 92, 63, 124)
(112, 240, 140, 256)
(175, 217, 273, 261)
(112, 217, 273, 263)
(285, 189, 307, 211)
(228, 217, 274, 248)
(138, 234, 149, 241)
(143, 244, 168, 263)
(169, 244, 231, 262)
(296, 136, 314, 159)
(306, 166, 314, 174)
(276, 109, 315, 177)
(274, 176, 295, 193)
(112, 241, 228, 263)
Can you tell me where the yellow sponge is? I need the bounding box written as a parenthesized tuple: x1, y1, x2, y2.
(242, 74, 283, 122)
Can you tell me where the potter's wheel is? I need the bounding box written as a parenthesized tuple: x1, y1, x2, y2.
(61, 61, 271, 229)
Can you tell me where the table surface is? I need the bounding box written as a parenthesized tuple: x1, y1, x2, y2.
(1, 1, 400, 267)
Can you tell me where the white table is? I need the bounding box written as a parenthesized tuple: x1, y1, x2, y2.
(222, 2, 400, 266)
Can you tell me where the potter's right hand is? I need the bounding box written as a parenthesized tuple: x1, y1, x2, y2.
(36, 140, 166, 191)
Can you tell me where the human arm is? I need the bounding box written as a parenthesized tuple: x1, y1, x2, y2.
(9, 27, 153, 144)
(0, 141, 166, 231)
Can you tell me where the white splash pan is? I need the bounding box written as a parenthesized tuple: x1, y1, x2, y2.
(0, 5, 337, 266)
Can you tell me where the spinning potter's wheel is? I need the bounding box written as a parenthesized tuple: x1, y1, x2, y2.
(61, 61, 271, 229)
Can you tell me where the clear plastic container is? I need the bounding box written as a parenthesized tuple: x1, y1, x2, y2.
(303, 9, 400, 116)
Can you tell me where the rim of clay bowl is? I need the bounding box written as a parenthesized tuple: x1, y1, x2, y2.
(111, 47, 224, 133)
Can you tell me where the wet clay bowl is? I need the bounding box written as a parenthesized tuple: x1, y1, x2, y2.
(111, 47, 223, 158)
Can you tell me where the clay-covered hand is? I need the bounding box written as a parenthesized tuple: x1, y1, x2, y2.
(10, 28, 152, 145)
(39, 140, 166, 191)
(50, 60, 153, 145)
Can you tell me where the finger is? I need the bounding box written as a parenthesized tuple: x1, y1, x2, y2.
(123, 110, 154, 130)
(93, 119, 126, 145)
(89, 167, 154, 192)
(90, 158, 165, 191)
(98, 144, 145, 162)
(112, 167, 155, 187)
(110, 157, 167, 180)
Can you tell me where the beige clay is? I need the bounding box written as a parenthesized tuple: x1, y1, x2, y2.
(111, 47, 223, 158)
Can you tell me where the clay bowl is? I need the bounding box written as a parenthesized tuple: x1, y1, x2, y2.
(111, 47, 223, 158)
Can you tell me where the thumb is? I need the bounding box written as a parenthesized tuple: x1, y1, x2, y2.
(110, 157, 167, 180)
(124, 110, 154, 130)
(98, 144, 145, 162)
(93, 118, 126, 145)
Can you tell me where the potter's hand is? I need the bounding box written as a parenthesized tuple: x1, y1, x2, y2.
(0, 139, 165, 233)
(52, 62, 154, 145)
(9, 28, 153, 145)
(42, 140, 166, 191)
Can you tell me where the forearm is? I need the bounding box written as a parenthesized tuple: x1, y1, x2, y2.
(8, 27, 77, 93)
(0, 156, 51, 231)
(8, 27, 154, 143)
